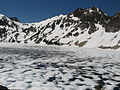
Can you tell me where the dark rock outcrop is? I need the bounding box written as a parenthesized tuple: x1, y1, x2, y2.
(105, 12, 120, 32)
(9, 17, 20, 22)
(0, 85, 9, 90)
(71, 7, 120, 34)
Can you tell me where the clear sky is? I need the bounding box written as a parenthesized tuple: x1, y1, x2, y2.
(0, 0, 119, 22)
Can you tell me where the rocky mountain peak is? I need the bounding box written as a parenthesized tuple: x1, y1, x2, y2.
(72, 6, 109, 26)
(90, 6, 98, 10)
(72, 6, 108, 17)
(9, 17, 20, 22)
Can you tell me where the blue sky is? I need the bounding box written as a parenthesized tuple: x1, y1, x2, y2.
(0, 0, 119, 22)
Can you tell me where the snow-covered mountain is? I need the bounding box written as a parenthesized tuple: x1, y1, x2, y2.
(0, 7, 120, 49)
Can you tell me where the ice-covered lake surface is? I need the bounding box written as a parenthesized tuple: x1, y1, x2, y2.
(0, 44, 120, 90)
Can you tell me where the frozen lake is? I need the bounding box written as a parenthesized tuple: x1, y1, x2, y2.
(0, 44, 120, 90)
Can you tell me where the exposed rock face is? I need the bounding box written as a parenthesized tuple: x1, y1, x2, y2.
(72, 7, 110, 33)
(105, 12, 120, 32)
(72, 7, 109, 24)
(0, 85, 9, 90)
(0, 7, 120, 49)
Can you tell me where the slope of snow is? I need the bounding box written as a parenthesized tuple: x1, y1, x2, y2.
(0, 9, 120, 49)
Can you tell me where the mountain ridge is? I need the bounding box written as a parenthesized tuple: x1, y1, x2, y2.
(0, 7, 120, 49)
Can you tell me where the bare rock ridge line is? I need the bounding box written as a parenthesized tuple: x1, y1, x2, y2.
(0, 6, 120, 49)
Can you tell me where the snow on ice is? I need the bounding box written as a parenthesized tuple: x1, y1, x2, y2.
(0, 44, 120, 90)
